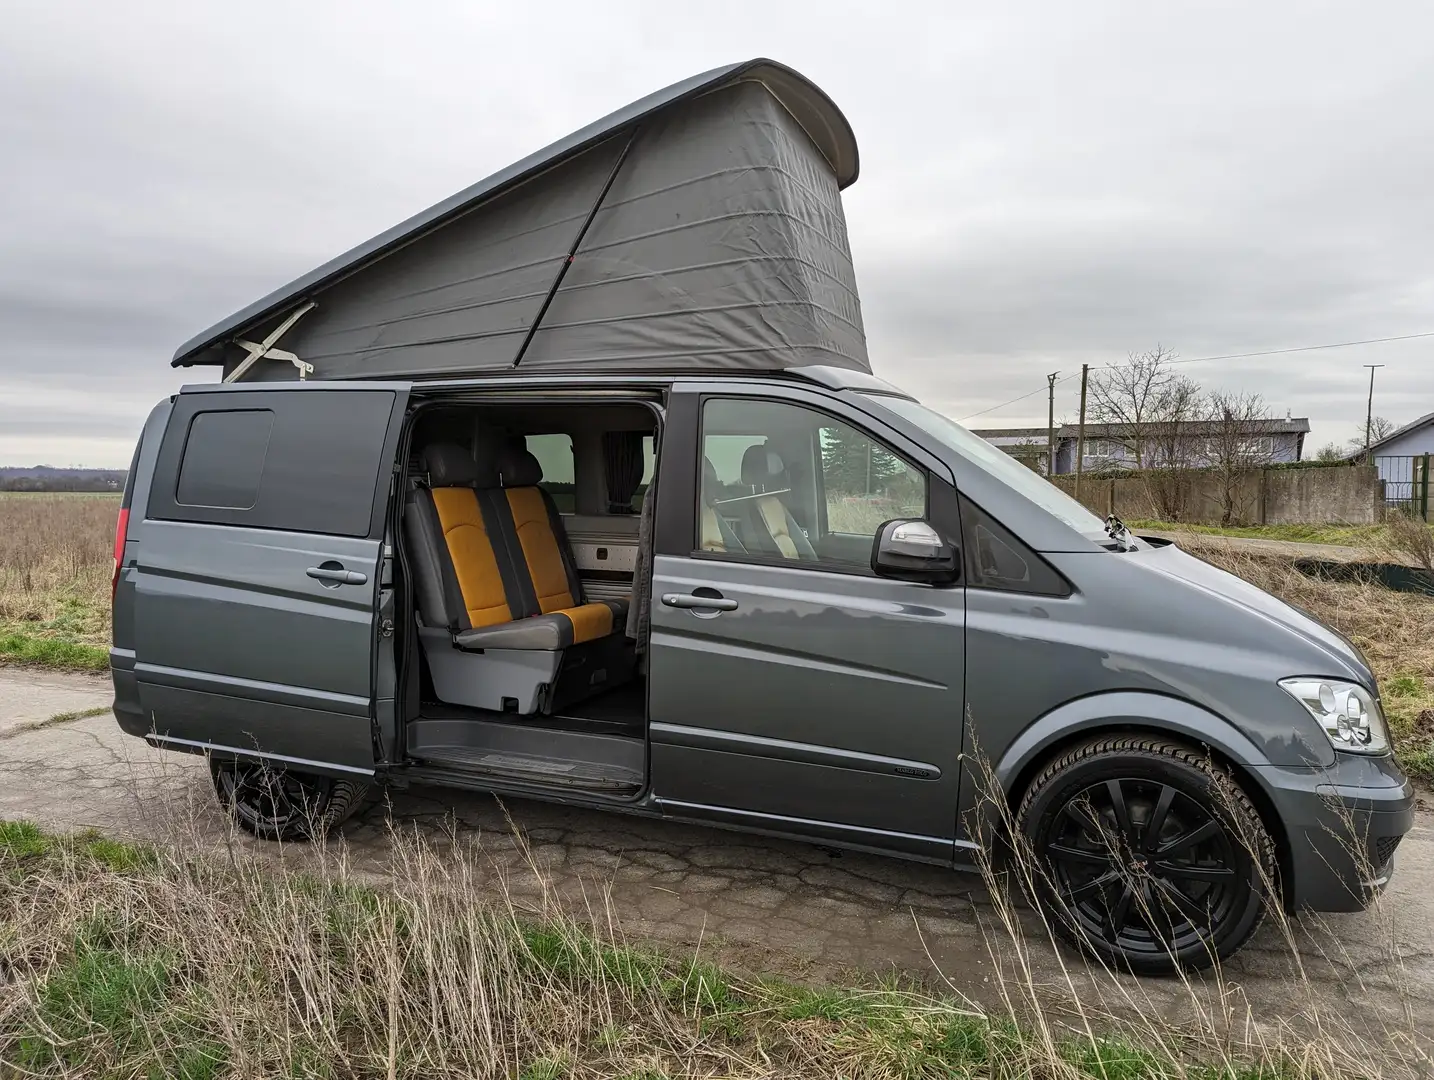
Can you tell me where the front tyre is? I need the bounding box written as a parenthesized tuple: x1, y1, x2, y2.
(1017, 736, 1276, 974)
(211, 759, 366, 842)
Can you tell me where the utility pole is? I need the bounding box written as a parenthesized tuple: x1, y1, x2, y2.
(1363, 364, 1385, 458)
(1046, 371, 1058, 477)
(1074, 363, 1089, 501)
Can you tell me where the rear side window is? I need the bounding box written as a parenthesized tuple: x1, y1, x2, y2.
(524, 433, 575, 512)
(150, 390, 398, 537)
(176, 410, 273, 509)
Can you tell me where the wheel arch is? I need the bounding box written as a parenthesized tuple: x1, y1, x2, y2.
(992, 692, 1295, 908)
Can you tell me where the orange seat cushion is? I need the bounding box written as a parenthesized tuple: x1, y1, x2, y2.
(430, 487, 513, 629)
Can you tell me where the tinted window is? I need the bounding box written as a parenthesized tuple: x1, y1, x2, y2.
(525, 433, 575, 513)
(151, 390, 397, 537)
(960, 495, 1070, 596)
(700, 397, 926, 571)
(175, 410, 273, 509)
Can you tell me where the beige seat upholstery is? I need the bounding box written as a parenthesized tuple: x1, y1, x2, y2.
(731, 443, 816, 561)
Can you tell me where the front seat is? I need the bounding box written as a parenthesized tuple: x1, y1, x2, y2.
(404, 441, 632, 715)
(733, 443, 817, 560)
(699, 456, 744, 553)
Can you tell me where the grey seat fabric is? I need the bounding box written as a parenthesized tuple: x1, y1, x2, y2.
(732, 443, 816, 560)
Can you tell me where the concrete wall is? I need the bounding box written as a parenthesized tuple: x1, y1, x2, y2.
(1050, 465, 1381, 525)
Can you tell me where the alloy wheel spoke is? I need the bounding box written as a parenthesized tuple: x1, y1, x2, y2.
(1153, 861, 1235, 883)
(1142, 785, 1178, 854)
(1062, 800, 1104, 839)
(1103, 881, 1136, 942)
(1046, 842, 1114, 868)
(1063, 868, 1120, 905)
(1152, 877, 1214, 929)
(1105, 780, 1136, 845)
(1153, 818, 1223, 859)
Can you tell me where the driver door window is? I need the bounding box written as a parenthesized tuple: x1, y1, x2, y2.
(698, 398, 926, 571)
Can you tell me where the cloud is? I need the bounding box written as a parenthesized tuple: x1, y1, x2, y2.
(2, 0, 1432, 465)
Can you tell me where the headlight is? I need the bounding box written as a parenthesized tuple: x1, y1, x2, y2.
(1279, 678, 1390, 754)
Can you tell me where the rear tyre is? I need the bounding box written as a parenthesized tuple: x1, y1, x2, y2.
(211, 759, 367, 842)
(1016, 736, 1276, 974)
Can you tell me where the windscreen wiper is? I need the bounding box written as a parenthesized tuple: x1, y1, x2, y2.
(1104, 514, 1135, 550)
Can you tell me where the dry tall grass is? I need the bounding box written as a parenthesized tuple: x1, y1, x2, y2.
(1183, 539, 1434, 781)
(3, 809, 1428, 1080)
(0, 493, 115, 645)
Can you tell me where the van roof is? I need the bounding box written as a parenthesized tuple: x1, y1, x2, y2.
(172, 59, 860, 374)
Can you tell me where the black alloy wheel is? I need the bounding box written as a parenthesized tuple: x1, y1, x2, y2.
(211, 759, 366, 841)
(1018, 736, 1275, 974)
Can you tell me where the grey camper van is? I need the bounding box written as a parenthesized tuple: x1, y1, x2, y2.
(111, 59, 1412, 974)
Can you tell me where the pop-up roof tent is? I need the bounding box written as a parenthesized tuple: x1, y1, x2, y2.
(172, 59, 871, 382)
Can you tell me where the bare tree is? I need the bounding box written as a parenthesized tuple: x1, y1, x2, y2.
(1347, 416, 1396, 457)
(1140, 374, 1205, 520)
(1087, 345, 1195, 469)
(1205, 390, 1275, 525)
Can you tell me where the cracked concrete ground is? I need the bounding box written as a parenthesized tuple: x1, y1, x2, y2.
(1, 667, 1430, 1049)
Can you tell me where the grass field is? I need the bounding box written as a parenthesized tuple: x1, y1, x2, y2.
(1129, 518, 1434, 552)
(0, 492, 116, 670)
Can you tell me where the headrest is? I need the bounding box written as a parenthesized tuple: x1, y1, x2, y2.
(740, 443, 788, 490)
(421, 443, 482, 487)
(498, 441, 544, 487)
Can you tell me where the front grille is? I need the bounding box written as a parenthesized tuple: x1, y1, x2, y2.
(1374, 834, 1403, 867)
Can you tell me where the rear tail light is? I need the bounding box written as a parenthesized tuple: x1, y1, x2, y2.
(112, 507, 130, 601)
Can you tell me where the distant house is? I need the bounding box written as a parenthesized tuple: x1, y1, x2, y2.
(1351, 411, 1434, 461)
(1349, 410, 1434, 511)
(970, 418, 1310, 476)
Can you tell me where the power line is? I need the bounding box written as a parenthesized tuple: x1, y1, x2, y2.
(1161, 330, 1434, 367)
(958, 372, 1077, 422)
(957, 329, 1431, 422)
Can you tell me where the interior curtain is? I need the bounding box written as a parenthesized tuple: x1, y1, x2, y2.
(603, 431, 645, 513)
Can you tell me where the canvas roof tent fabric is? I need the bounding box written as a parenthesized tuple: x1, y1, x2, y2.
(172, 58, 871, 381)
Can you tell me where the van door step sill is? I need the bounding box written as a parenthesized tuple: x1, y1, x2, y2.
(411, 747, 641, 791)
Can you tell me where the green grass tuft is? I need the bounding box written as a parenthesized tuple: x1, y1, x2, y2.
(0, 819, 50, 858)
(0, 630, 108, 670)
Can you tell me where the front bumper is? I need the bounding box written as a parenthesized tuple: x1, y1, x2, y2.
(1255, 752, 1415, 912)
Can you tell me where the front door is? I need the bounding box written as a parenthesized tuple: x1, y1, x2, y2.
(129, 383, 408, 775)
(646, 385, 966, 861)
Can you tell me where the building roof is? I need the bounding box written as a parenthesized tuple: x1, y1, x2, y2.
(172, 58, 858, 370)
(1352, 410, 1434, 457)
(972, 418, 1310, 440)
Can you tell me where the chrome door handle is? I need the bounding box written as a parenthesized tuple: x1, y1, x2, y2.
(307, 564, 368, 586)
(662, 592, 738, 611)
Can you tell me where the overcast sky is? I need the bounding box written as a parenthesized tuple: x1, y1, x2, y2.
(3, 0, 1432, 466)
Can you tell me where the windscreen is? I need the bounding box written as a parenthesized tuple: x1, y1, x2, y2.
(862, 395, 1109, 535)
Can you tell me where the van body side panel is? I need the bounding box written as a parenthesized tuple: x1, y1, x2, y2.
(112, 398, 174, 736)
(648, 556, 965, 859)
(646, 383, 965, 860)
(124, 384, 408, 773)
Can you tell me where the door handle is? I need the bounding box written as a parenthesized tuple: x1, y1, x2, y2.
(307, 564, 368, 586)
(662, 592, 738, 611)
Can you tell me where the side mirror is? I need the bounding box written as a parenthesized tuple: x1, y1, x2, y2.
(871, 519, 960, 584)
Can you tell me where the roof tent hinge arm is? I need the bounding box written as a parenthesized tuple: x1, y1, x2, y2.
(223, 301, 318, 382)
(511, 125, 641, 369)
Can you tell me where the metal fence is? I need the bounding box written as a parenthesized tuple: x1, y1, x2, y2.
(1373, 454, 1432, 520)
